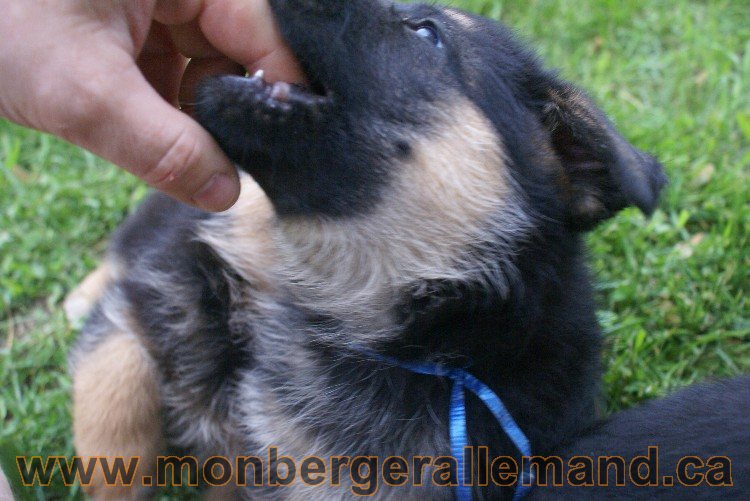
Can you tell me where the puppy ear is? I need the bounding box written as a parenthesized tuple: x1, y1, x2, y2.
(539, 78, 667, 231)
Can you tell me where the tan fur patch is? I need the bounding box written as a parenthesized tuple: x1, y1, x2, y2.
(64, 261, 118, 324)
(277, 98, 530, 327)
(198, 97, 531, 335)
(446, 8, 479, 29)
(198, 175, 278, 292)
(72, 333, 163, 500)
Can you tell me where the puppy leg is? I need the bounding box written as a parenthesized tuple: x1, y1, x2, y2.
(64, 262, 116, 324)
(72, 332, 163, 500)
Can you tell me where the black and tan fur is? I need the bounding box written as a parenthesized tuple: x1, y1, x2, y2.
(67, 0, 748, 499)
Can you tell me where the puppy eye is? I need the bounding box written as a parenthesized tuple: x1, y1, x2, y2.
(412, 23, 443, 48)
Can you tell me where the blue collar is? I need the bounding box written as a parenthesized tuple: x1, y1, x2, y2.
(362, 351, 533, 501)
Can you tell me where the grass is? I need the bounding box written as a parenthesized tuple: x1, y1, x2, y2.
(1, 0, 748, 498)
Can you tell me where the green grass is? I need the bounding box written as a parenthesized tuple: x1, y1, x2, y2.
(1, 0, 748, 498)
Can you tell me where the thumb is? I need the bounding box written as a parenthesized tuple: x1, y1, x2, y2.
(69, 63, 240, 212)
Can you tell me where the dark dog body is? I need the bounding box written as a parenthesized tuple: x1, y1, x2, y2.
(530, 376, 750, 499)
(68, 1, 747, 499)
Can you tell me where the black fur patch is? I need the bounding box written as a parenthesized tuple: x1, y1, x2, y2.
(530, 377, 750, 499)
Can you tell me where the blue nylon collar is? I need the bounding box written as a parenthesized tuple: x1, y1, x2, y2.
(361, 351, 534, 501)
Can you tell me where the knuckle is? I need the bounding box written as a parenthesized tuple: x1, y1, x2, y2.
(141, 128, 202, 188)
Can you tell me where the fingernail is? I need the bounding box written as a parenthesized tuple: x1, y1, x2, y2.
(192, 173, 240, 212)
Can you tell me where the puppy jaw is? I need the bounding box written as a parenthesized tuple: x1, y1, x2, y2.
(249, 98, 531, 331)
(198, 175, 279, 293)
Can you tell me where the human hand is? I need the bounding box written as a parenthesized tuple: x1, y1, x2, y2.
(0, 0, 304, 211)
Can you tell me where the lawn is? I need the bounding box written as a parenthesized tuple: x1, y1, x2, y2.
(1, 0, 748, 498)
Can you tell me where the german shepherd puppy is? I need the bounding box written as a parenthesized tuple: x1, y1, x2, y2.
(66, 0, 746, 499)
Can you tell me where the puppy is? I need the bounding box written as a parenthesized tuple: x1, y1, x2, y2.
(68, 0, 750, 499)
(530, 376, 750, 499)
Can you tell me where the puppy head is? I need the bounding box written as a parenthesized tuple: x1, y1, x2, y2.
(423, 5, 667, 232)
(196, 0, 666, 319)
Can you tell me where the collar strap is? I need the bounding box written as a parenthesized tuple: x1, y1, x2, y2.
(361, 351, 534, 500)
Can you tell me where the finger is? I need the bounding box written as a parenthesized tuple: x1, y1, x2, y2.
(245, 46, 299, 83)
(138, 23, 187, 105)
(137, 52, 187, 106)
(155, 0, 304, 83)
(166, 20, 222, 59)
(67, 62, 240, 212)
(198, 0, 306, 84)
(179, 57, 243, 117)
(153, 0, 203, 25)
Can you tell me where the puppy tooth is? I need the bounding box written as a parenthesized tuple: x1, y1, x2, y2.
(270, 82, 292, 102)
(253, 69, 265, 80)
